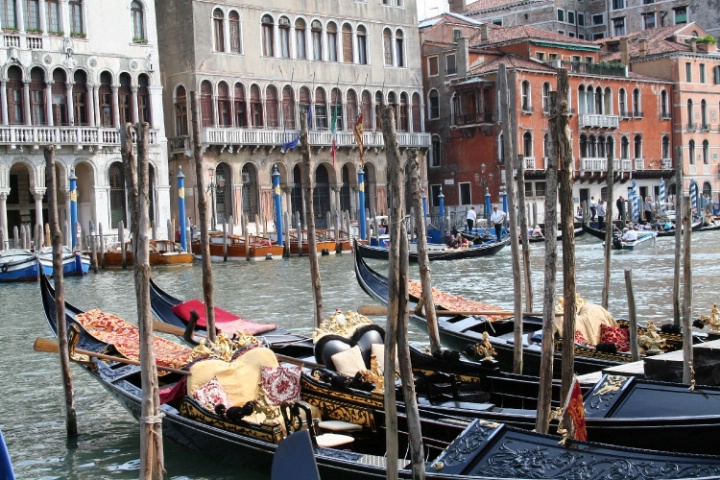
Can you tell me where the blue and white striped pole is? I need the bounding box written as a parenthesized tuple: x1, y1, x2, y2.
(690, 180, 698, 213)
(69, 169, 78, 249)
(659, 177, 666, 213)
(358, 167, 366, 240)
(631, 180, 640, 222)
(177, 166, 187, 251)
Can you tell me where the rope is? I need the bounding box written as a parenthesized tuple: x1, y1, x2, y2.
(140, 413, 165, 425)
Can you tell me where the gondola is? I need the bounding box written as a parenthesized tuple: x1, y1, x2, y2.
(38, 275, 720, 475)
(609, 231, 657, 250)
(356, 236, 509, 262)
(354, 241, 689, 377)
(0, 249, 38, 282)
(37, 246, 90, 276)
(526, 226, 584, 243)
(583, 220, 701, 240)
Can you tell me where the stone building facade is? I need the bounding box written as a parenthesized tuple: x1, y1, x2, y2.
(155, 0, 430, 234)
(0, 0, 170, 245)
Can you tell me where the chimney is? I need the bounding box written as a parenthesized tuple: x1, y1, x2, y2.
(639, 38, 648, 57)
(457, 37, 469, 77)
(690, 37, 697, 52)
(448, 0, 467, 13)
(620, 38, 630, 66)
(479, 23, 489, 43)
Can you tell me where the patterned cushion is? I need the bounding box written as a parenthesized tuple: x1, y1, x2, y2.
(574, 330, 588, 346)
(192, 376, 230, 411)
(600, 324, 630, 352)
(261, 364, 302, 405)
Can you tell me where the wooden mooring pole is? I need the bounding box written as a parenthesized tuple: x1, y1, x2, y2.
(682, 195, 693, 385)
(119, 221, 126, 269)
(624, 269, 640, 361)
(516, 155, 533, 313)
(602, 152, 614, 309)
(673, 146, 683, 328)
(44, 145, 78, 437)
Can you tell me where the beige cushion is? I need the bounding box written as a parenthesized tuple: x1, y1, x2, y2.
(371, 343, 399, 374)
(318, 420, 363, 432)
(331, 345, 366, 377)
(315, 433, 355, 448)
(188, 347, 279, 407)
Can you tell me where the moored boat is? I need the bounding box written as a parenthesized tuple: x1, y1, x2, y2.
(357, 236, 510, 262)
(609, 230, 657, 250)
(148, 240, 194, 265)
(38, 246, 90, 276)
(191, 233, 283, 261)
(0, 249, 39, 282)
(289, 232, 336, 255)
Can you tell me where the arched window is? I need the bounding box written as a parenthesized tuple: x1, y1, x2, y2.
(595, 87, 603, 114)
(634, 134, 642, 159)
(687, 99, 694, 128)
(234, 83, 247, 127)
(632, 88, 641, 116)
(620, 136, 629, 159)
(430, 135, 441, 167)
(662, 135, 670, 159)
(137, 73, 151, 124)
(315, 87, 327, 129)
(262, 14, 274, 57)
(266, 85, 279, 127)
(69, 0, 83, 34)
(542, 82, 551, 112)
(327, 22, 338, 62)
(395, 29, 405, 67)
(412, 93, 421, 132)
(521, 81, 531, 111)
(586, 87, 595, 115)
(346, 90, 358, 128)
(342, 23, 353, 63)
(580, 134, 588, 158)
(109, 163, 127, 227)
(119, 73, 132, 124)
(213, 9, 225, 52)
(618, 88, 627, 116)
(523, 132, 532, 157)
(357, 26, 368, 64)
(295, 19, 306, 60)
(73, 70, 88, 126)
(361, 90, 372, 128)
(388, 91, 398, 126)
(703, 140, 709, 164)
(250, 84, 263, 127)
(174, 85, 188, 135)
(661, 90, 668, 117)
(311, 20, 322, 60)
(1, 0, 17, 29)
(100, 71, 114, 127)
(703, 182, 712, 207)
(29, 67, 46, 125)
(131, 1, 145, 41)
(604, 87, 612, 115)
(606, 136, 614, 160)
(428, 89, 439, 119)
(375, 90, 383, 130)
(689, 140, 696, 164)
(51, 69, 67, 126)
(588, 135, 597, 157)
(398, 93, 408, 132)
(282, 85, 295, 128)
(214, 163, 232, 224)
(242, 164, 258, 218)
(578, 85, 586, 114)
(7, 66, 23, 125)
(229, 11, 241, 53)
(217, 81, 230, 127)
(383, 28, 392, 66)
(24, 0, 40, 31)
(299, 86, 311, 127)
(279, 16, 291, 58)
(200, 80, 213, 127)
(330, 87, 343, 130)
(701, 99, 708, 128)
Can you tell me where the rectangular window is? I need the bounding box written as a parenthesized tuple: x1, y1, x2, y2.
(585, 56, 593, 63)
(612, 17, 625, 36)
(535, 182, 546, 198)
(428, 56, 439, 76)
(686, 62, 692, 82)
(430, 184, 442, 207)
(557, 8, 564, 22)
(643, 0, 654, 3)
(593, 14, 605, 25)
(524, 182, 533, 197)
(578, 13, 585, 26)
(568, 11, 575, 24)
(459, 182, 471, 205)
(453, 29, 461, 41)
(674, 6, 687, 24)
(69, 0, 83, 34)
(642, 12, 656, 29)
(612, 0, 624, 9)
(45, 0, 59, 32)
(579, 34, 585, 39)
(492, 18, 502, 25)
(24, 0, 40, 30)
(558, 29, 565, 35)
(1, 1, 16, 29)
(446, 53, 456, 75)
(536, 52, 545, 61)
(700, 63, 706, 83)
(594, 33, 605, 40)
(548, 53, 558, 61)
(569, 32, 575, 37)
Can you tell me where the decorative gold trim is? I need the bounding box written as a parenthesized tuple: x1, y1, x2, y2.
(312, 310, 373, 342)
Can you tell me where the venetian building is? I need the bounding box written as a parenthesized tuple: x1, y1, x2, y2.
(155, 0, 430, 233)
(0, 0, 170, 245)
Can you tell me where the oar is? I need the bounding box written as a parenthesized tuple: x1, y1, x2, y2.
(151, 321, 322, 369)
(357, 304, 547, 317)
(33, 337, 189, 375)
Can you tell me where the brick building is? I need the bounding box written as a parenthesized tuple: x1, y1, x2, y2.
(420, 14, 673, 221)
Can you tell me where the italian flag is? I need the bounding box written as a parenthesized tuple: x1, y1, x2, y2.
(330, 104, 337, 166)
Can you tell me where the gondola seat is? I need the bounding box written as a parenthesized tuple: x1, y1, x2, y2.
(314, 324, 386, 375)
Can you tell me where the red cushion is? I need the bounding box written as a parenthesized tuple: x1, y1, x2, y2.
(600, 324, 630, 352)
(574, 330, 588, 346)
(171, 299, 277, 336)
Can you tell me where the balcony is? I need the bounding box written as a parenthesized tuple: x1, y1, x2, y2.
(631, 111, 644, 118)
(634, 158, 645, 170)
(579, 114, 619, 129)
(661, 111, 671, 120)
(188, 127, 431, 152)
(703, 164, 712, 175)
(702, 124, 711, 132)
(524, 157, 536, 170)
(0, 125, 159, 148)
(521, 105, 534, 115)
(688, 123, 697, 132)
(580, 157, 607, 172)
(563, 61, 627, 77)
(662, 158, 672, 169)
(455, 112, 493, 126)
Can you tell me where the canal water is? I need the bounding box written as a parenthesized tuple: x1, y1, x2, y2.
(3, 233, 720, 479)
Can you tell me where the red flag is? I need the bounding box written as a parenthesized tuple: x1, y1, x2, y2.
(565, 377, 587, 441)
(354, 113, 365, 165)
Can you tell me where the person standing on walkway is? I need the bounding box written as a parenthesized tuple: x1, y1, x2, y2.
(616, 196, 626, 222)
(490, 206, 506, 242)
(596, 199, 606, 230)
(644, 197, 654, 224)
(466, 206, 477, 232)
(589, 196, 597, 222)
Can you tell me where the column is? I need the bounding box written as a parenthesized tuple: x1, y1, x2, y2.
(130, 86, 138, 123)
(64, 190, 71, 247)
(0, 192, 8, 239)
(39, 0, 47, 33)
(23, 82, 31, 126)
(66, 82, 74, 126)
(212, 94, 219, 127)
(15, 0, 25, 33)
(1, 81, 8, 126)
(60, 0, 69, 36)
(352, 29, 359, 64)
(33, 189, 45, 228)
(86, 83, 95, 127)
(45, 80, 54, 127)
(92, 84, 100, 127)
(112, 86, 120, 126)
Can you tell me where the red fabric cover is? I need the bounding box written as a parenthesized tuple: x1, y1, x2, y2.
(261, 364, 302, 405)
(171, 299, 277, 335)
(600, 324, 630, 352)
(159, 377, 187, 404)
(574, 330, 587, 346)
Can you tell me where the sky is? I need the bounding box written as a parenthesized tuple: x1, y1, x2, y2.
(416, 0, 478, 20)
